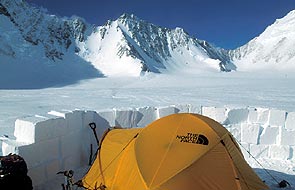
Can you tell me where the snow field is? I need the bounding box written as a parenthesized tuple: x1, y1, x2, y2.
(2, 105, 295, 189)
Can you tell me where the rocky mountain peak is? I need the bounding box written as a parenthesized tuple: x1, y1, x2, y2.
(0, 0, 90, 60)
(118, 13, 138, 22)
(1, 1, 238, 83)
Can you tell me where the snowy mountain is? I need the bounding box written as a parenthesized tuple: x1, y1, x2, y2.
(229, 10, 295, 72)
(0, 0, 101, 89)
(0, 0, 90, 60)
(78, 14, 236, 76)
(0, 0, 235, 88)
(2, 0, 295, 89)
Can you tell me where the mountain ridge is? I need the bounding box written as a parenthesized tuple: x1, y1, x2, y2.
(229, 9, 295, 71)
(1, 0, 295, 88)
(1, 0, 235, 77)
(77, 12, 236, 76)
(0, 0, 101, 89)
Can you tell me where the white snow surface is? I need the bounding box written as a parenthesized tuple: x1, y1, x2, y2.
(1, 71, 295, 135)
(1, 72, 295, 189)
(80, 21, 143, 77)
(1, 1, 295, 189)
(231, 10, 295, 72)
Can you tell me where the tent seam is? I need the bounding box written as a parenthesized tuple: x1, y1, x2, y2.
(153, 131, 229, 189)
(148, 115, 185, 188)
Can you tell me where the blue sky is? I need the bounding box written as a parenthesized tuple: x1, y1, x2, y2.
(27, 0, 295, 49)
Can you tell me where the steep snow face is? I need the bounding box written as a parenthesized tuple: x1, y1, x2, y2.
(78, 21, 144, 77)
(1, 1, 235, 85)
(0, 13, 30, 59)
(165, 29, 236, 73)
(117, 14, 235, 72)
(0, 0, 90, 61)
(3, 0, 295, 85)
(230, 10, 295, 72)
(0, 0, 101, 89)
(79, 14, 235, 76)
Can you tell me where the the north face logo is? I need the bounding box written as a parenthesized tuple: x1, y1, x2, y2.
(176, 133, 209, 145)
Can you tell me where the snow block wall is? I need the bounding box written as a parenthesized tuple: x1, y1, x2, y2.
(203, 107, 295, 162)
(1, 105, 295, 189)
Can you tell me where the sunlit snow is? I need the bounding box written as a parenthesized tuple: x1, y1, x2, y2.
(1, 71, 295, 189)
(1, 0, 295, 189)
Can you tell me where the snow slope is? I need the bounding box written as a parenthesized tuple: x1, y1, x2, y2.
(1, 72, 295, 189)
(2, 1, 295, 89)
(1, 71, 295, 136)
(78, 13, 235, 76)
(1, 0, 236, 89)
(230, 10, 295, 72)
(0, 0, 102, 89)
(0, 2, 295, 189)
(79, 19, 145, 77)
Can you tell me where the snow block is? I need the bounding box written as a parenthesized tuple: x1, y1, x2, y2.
(225, 108, 249, 124)
(280, 128, 295, 146)
(269, 145, 290, 160)
(88, 111, 113, 135)
(249, 144, 269, 158)
(18, 143, 42, 168)
(82, 110, 116, 159)
(201, 106, 227, 123)
(259, 126, 279, 145)
(257, 108, 270, 124)
(286, 112, 295, 130)
(14, 116, 47, 143)
(45, 159, 61, 181)
(65, 110, 84, 131)
(47, 110, 69, 118)
(97, 110, 116, 127)
(269, 109, 286, 126)
(1, 141, 17, 156)
(1, 138, 28, 155)
(188, 104, 201, 114)
(248, 107, 258, 123)
(60, 131, 82, 160)
(38, 138, 60, 163)
(226, 124, 241, 142)
(60, 131, 84, 168)
(239, 143, 250, 159)
(62, 155, 82, 171)
(115, 109, 135, 128)
(82, 110, 95, 137)
(34, 117, 67, 142)
(83, 110, 97, 125)
(136, 107, 158, 128)
(83, 110, 108, 133)
(291, 146, 295, 160)
(81, 111, 99, 158)
(241, 123, 261, 144)
(130, 110, 145, 128)
(175, 104, 190, 113)
(28, 166, 46, 187)
(157, 106, 179, 118)
(17, 138, 60, 168)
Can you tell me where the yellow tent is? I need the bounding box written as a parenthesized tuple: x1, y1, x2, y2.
(81, 113, 269, 190)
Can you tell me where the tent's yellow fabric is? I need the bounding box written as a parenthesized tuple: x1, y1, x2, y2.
(82, 113, 269, 190)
